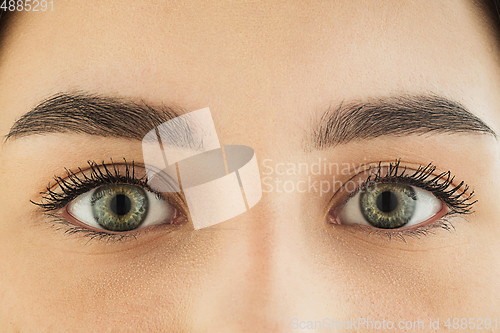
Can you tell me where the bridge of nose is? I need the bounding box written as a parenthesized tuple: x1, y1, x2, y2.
(188, 187, 349, 330)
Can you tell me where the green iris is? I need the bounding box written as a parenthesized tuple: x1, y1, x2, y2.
(359, 183, 416, 229)
(91, 185, 149, 231)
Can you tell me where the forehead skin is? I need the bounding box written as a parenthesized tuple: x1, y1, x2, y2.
(1, 0, 500, 137)
(0, 0, 500, 331)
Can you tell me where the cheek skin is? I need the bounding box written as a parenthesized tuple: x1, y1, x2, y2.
(0, 221, 226, 330)
(312, 220, 500, 319)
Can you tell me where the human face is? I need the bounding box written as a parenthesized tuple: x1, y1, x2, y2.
(0, 0, 499, 331)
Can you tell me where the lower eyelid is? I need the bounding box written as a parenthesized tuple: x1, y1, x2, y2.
(45, 211, 158, 244)
(60, 205, 183, 237)
(60, 207, 125, 235)
(395, 204, 450, 232)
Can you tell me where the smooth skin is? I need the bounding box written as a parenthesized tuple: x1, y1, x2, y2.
(0, 0, 500, 332)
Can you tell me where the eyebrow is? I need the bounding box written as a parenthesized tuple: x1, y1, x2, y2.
(5, 93, 202, 148)
(310, 94, 497, 150)
(6, 93, 497, 149)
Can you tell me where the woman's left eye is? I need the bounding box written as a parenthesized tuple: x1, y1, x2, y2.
(333, 183, 445, 229)
(66, 184, 176, 232)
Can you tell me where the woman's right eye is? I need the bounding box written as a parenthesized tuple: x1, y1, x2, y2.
(66, 184, 178, 232)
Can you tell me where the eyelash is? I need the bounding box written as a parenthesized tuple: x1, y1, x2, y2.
(33, 159, 475, 243)
(31, 159, 179, 243)
(332, 160, 476, 242)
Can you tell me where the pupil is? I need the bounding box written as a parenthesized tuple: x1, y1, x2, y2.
(376, 191, 398, 213)
(110, 194, 132, 216)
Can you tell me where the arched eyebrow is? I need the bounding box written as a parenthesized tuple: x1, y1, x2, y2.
(309, 94, 497, 150)
(5, 92, 187, 142)
(6, 93, 497, 149)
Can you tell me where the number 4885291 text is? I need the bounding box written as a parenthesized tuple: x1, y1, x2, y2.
(1, 0, 53, 11)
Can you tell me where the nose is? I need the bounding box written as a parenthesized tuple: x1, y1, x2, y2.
(188, 189, 348, 332)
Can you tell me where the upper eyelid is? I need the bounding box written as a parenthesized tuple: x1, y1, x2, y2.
(326, 160, 476, 215)
(325, 161, 402, 209)
(32, 160, 153, 211)
(41, 161, 189, 218)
